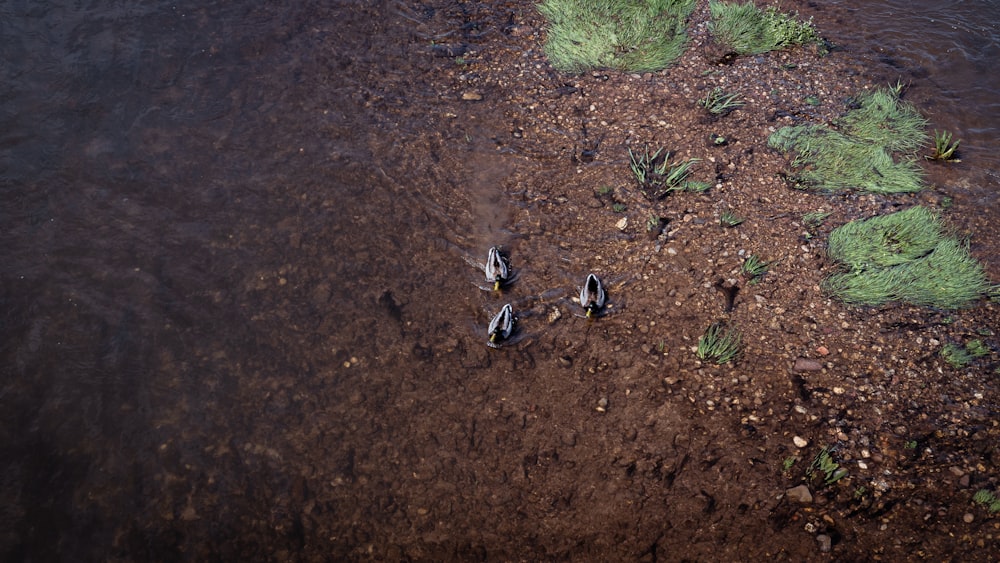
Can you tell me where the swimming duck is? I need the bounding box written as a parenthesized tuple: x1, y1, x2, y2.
(484, 246, 512, 291)
(487, 303, 515, 348)
(580, 273, 606, 318)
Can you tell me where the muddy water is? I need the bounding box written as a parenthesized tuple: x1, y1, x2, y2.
(1, 0, 998, 558)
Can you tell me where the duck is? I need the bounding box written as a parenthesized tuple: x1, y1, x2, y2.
(487, 303, 515, 348)
(484, 246, 512, 291)
(580, 273, 606, 318)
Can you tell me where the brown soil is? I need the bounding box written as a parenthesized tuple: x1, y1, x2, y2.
(9, 1, 999, 561)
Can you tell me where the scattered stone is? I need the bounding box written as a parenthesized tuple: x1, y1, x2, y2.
(949, 466, 965, 477)
(461, 90, 483, 101)
(816, 345, 829, 356)
(816, 534, 832, 553)
(961, 474, 971, 488)
(793, 358, 823, 372)
(964, 513, 975, 523)
(786, 484, 813, 504)
(793, 436, 809, 448)
(596, 397, 609, 413)
(616, 217, 628, 231)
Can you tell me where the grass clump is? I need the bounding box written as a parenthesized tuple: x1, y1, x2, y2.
(697, 321, 742, 364)
(808, 447, 848, 485)
(708, 1, 821, 55)
(628, 147, 702, 199)
(538, 0, 697, 73)
(741, 254, 770, 283)
(802, 211, 830, 229)
(929, 129, 961, 161)
(823, 206, 990, 309)
(940, 339, 990, 368)
(973, 490, 1000, 513)
(699, 87, 744, 116)
(840, 88, 929, 152)
(768, 86, 929, 194)
(720, 210, 744, 227)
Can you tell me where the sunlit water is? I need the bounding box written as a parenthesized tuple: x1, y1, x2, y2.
(1, 0, 998, 558)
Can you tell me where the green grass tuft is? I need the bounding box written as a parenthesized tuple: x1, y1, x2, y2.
(822, 207, 990, 309)
(741, 254, 770, 283)
(808, 446, 848, 485)
(720, 210, 744, 227)
(697, 321, 742, 364)
(628, 147, 703, 199)
(708, 1, 821, 55)
(826, 206, 943, 269)
(940, 339, 990, 369)
(538, 0, 698, 73)
(930, 129, 961, 161)
(699, 86, 744, 115)
(973, 489, 1000, 513)
(768, 86, 929, 194)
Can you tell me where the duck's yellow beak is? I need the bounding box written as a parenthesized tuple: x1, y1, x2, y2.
(489, 332, 498, 343)
(585, 308, 593, 318)
(493, 280, 501, 291)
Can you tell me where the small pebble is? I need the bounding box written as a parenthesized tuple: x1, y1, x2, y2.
(596, 397, 609, 413)
(793, 436, 809, 448)
(964, 513, 975, 523)
(816, 534, 832, 553)
(786, 484, 813, 504)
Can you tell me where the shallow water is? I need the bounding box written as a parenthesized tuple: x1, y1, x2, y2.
(822, 0, 1000, 198)
(1, 0, 998, 558)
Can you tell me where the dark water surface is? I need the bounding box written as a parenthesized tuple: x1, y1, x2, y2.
(1, 0, 998, 558)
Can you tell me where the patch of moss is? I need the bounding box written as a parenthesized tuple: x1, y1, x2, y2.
(822, 207, 990, 309)
(538, 0, 697, 73)
(768, 86, 929, 194)
(708, 1, 821, 55)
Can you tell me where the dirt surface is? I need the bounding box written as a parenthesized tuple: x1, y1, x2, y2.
(6, 1, 1000, 561)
